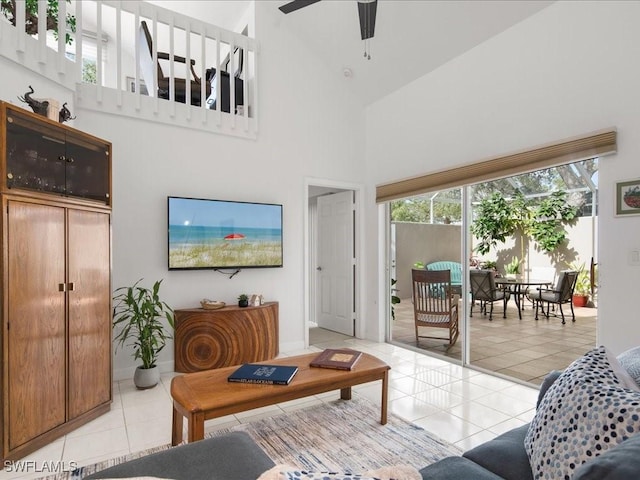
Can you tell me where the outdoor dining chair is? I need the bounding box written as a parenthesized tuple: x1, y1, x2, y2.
(469, 269, 510, 321)
(526, 270, 578, 324)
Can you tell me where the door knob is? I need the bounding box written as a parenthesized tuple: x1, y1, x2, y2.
(317, 267, 322, 271)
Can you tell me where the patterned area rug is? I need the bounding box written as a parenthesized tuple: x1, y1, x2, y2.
(40, 396, 462, 479)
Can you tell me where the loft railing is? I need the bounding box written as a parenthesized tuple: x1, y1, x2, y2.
(0, 0, 258, 139)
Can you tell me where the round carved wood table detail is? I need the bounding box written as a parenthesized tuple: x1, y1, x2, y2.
(174, 302, 279, 373)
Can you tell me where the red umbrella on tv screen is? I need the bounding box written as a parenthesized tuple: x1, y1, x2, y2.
(224, 233, 245, 240)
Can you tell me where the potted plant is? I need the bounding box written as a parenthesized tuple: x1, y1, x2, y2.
(569, 262, 591, 307)
(505, 256, 521, 278)
(113, 279, 175, 389)
(481, 260, 497, 271)
(391, 278, 401, 320)
(238, 293, 249, 307)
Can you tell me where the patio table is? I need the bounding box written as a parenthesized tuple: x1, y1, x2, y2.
(495, 277, 552, 319)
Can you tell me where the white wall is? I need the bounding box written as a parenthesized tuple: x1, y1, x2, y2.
(365, 1, 640, 354)
(0, 56, 75, 112)
(1, 2, 366, 380)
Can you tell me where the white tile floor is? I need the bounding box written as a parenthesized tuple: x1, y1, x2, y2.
(2, 330, 539, 480)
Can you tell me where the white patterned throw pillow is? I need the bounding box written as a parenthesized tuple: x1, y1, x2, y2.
(524, 346, 640, 480)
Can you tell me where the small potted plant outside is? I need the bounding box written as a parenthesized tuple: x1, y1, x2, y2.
(569, 262, 591, 307)
(391, 278, 401, 321)
(505, 257, 521, 279)
(238, 293, 249, 307)
(113, 279, 175, 389)
(481, 260, 497, 272)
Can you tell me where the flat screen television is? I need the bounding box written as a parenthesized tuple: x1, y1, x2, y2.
(168, 196, 283, 270)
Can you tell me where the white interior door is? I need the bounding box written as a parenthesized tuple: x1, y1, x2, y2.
(317, 191, 354, 336)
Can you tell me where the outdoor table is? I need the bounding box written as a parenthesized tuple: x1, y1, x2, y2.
(495, 277, 552, 319)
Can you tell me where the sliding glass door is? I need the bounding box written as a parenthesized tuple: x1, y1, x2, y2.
(387, 160, 598, 385)
(388, 189, 463, 362)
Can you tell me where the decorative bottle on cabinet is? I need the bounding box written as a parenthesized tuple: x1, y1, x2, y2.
(0, 102, 112, 461)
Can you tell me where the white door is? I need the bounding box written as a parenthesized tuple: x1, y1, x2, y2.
(317, 191, 354, 336)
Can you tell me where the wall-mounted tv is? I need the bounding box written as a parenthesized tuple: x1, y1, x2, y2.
(168, 196, 283, 270)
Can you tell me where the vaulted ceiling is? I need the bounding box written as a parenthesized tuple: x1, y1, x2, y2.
(271, 0, 554, 105)
(111, 1, 556, 106)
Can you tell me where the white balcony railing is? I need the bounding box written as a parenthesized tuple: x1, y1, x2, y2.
(0, 1, 258, 139)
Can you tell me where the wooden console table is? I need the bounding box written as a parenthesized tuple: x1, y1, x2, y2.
(174, 302, 279, 373)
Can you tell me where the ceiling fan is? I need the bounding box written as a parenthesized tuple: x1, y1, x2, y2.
(279, 0, 378, 42)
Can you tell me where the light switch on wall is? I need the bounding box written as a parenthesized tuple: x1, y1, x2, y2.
(630, 250, 640, 266)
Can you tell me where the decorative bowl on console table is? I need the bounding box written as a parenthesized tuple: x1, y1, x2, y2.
(200, 299, 226, 310)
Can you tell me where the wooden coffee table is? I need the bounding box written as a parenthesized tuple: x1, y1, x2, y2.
(170, 352, 390, 445)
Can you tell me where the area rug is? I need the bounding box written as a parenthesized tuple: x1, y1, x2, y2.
(39, 396, 462, 479)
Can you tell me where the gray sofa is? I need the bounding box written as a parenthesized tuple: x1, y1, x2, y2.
(420, 346, 640, 480)
(86, 347, 640, 480)
(83, 431, 275, 480)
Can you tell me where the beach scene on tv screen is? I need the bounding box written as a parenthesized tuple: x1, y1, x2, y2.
(169, 197, 283, 269)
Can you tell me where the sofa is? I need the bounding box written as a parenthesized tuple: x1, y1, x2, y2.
(83, 431, 275, 480)
(86, 346, 640, 480)
(420, 345, 640, 479)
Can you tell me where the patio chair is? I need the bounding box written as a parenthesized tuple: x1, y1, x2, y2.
(524, 266, 556, 309)
(526, 270, 578, 324)
(469, 269, 510, 321)
(139, 20, 210, 106)
(411, 269, 459, 348)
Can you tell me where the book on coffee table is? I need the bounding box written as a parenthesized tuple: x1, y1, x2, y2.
(228, 364, 298, 385)
(310, 348, 363, 371)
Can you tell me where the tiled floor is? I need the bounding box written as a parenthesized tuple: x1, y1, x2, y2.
(2, 331, 539, 480)
(392, 297, 596, 384)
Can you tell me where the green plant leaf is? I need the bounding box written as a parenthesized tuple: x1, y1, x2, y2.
(112, 278, 175, 370)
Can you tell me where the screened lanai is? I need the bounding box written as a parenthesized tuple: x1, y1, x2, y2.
(389, 158, 599, 385)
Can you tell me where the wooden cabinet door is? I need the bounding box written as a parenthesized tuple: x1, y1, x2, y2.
(6, 200, 66, 450)
(67, 209, 111, 419)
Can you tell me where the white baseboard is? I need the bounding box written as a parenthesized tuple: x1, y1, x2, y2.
(279, 340, 306, 352)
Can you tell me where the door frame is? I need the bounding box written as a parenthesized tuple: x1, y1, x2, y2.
(304, 178, 364, 347)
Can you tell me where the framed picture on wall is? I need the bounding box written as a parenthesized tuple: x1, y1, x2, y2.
(615, 179, 640, 216)
(126, 77, 148, 95)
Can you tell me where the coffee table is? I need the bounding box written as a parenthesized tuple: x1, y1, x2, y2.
(170, 352, 390, 445)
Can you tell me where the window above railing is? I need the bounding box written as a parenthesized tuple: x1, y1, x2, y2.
(0, 1, 258, 139)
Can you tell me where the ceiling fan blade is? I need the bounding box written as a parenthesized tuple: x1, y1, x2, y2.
(279, 0, 322, 14)
(357, 0, 377, 40)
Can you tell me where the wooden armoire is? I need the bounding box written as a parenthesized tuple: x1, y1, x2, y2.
(0, 102, 112, 461)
